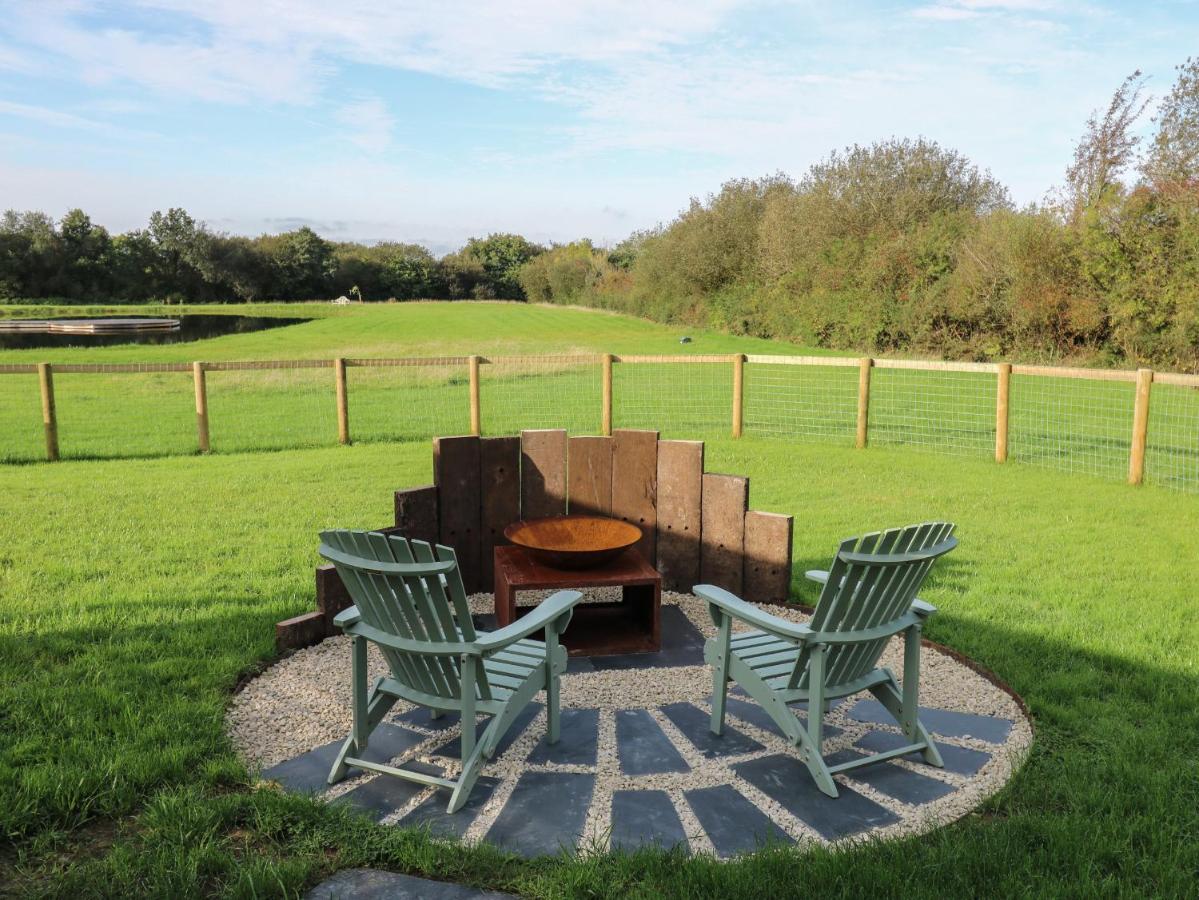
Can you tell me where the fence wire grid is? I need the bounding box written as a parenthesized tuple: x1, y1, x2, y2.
(1145, 380, 1199, 490)
(869, 366, 996, 458)
(349, 361, 469, 444)
(613, 360, 731, 438)
(1008, 373, 1136, 481)
(206, 365, 337, 454)
(744, 361, 857, 444)
(0, 372, 42, 462)
(481, 356, 601, 436)
(3, 353, 1199, 494)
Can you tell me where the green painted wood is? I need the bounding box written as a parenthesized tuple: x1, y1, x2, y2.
(696, 521, 956, 798)
(318, 529, 582, 813)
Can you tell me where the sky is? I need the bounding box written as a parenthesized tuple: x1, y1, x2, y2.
(0, 1, 1197, 254)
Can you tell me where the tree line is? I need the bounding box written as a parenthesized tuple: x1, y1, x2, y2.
(521, 59, 1199, 370)
(3, 57, 1198, 369)
(0, 210, 543, 304)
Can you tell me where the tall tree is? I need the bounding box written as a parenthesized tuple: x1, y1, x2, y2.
(1144, 57, 1199, 191)
(1064, 71, 1150, 218)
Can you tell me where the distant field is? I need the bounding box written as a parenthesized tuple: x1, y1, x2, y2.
(1, 302, 1196, 494)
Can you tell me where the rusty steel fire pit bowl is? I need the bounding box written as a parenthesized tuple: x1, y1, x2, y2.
(503, 515, 642, 570)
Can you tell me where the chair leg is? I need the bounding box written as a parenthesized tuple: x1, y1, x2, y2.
(328, 635, 371, 785)
(803, 644, 838, 798)
(545, 633, 565, 745)
(708, 614, 733, 735)
(870, 677, 943, 769)
(903, 624, 943, 767)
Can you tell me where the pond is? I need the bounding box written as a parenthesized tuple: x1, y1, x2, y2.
(0, 315, 310, 350)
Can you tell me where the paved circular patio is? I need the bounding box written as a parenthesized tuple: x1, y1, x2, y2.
(230, 592, 1031, 859)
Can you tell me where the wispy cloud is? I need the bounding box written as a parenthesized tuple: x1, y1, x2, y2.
(332, 97, 396, 154)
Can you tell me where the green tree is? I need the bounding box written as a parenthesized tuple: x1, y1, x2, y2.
(269, 226, 335, 299)
(1144, 57, 1199, 191)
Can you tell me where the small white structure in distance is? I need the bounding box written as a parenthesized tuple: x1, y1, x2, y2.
(331, 296, 351, 305)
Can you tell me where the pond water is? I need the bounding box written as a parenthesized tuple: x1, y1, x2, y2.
(0, 315, 310, 350)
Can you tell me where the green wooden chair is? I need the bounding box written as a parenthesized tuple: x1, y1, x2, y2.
(318, 529, 582, 812)
(697, 521, 957, 797)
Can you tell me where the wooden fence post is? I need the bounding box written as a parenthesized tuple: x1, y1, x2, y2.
(995, 362, 1011, 463)
(732, 353, 745, 438)
(1128, 367, 1153, 485)
(601, 353, 613, 436)
(193, 361, 210, 453)
(856, 357, 873, 449)
(334, 357, 350, 445)
(37, 362, 58, 462)
(469, 355, 481, 436)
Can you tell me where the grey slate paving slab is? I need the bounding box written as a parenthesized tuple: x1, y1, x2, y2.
(262, 724, 427, 794)
(659, 702, 764, 758)
(397, 776, 501, 838)
(615, 708, 690, 775)
(525, 708, 599, 766)
(305, 868, 515, 899)
(485, 771, 595, 857)
(684, 785, 792, 858)
(734, 754, 900, 840)
(333, 762, 445, 822)
(433, 703, 542, 761)
(825, 750, 956, 805)
(589, 606, 706, 670)
(855, 730, 992, 776)
(610, 789, 689, 852)
(847, 700, 1013, 743)
(711, 695, 842, 742)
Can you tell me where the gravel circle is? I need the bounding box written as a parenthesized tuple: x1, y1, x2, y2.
(227, 590, 1032, 856)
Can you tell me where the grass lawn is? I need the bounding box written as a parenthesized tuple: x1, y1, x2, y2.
(1, 437, 1198, 897)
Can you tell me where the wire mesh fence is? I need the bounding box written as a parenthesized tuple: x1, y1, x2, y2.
(869, 363, 996, 458)
(481, 355, 601, 436)
(743, 358, 858, 444)
(2, 353, 1199, 494)
(0, 371, 43, 462)
(54, 369, 196, 460)
(1008, 370, 1136, 481)
(348, 359, 470, 444)
(1144, 376, 1199, 491)
(205, 363, 337, 454)
(613, 357, 731, 438)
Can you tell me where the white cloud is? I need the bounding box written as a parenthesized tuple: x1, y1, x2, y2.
(332, 97, 396, 154)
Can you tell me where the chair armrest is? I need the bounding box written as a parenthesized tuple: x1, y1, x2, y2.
(333, 605, 361, 629)
(476, 590, 583, 652)
(694, 584, 812, 642)
(911, 599, 938, 618)
(805, 569, 830, 585)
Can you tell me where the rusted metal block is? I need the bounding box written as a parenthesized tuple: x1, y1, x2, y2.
(480, 436, 521, 589)
(393, 484, 439, 545)
(275, 610, 327, 652)
(655, 439, 704, 592)
(521, 429, 567, 519)
(743, 510, 793, 604)
(612, 429, 659, 565)
(700, 473, 747, 594)
(434, 435, 482, 592)
(568, 435, 613, 517)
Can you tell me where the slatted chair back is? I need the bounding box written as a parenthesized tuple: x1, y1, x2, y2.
(319, 529, 489, 704)
(790, 522, 956, 692)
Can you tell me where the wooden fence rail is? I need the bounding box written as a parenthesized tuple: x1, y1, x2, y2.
(5, 353, 1199, 491)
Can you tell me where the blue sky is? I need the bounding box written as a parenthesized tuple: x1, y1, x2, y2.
(1, 1, 1196, 253)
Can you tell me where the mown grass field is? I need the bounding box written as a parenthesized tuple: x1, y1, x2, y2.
(1, 303, 1198, 897)
(2, 303, 1197, 493)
